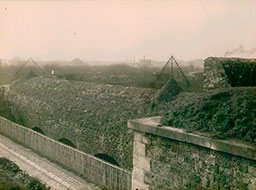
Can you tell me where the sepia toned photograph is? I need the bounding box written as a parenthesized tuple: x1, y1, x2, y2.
(0, 0, 255, 189)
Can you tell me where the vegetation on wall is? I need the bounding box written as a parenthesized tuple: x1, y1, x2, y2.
(222, 60, 256, 87)
(160, 87, 256, 145)
(0, 157, 50, 190)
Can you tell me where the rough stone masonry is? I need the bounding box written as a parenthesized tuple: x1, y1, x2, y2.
(7, 77, 155, 171)
(128, 117, 256, 190)
(203, 57, 256, 90)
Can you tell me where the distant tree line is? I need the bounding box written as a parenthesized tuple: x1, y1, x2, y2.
(0, 60, 203, 91)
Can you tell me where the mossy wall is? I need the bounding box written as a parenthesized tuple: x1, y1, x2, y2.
(144, 134, 256, 190)
(7, 78, 155, 171)
(203, 57, 256, 90)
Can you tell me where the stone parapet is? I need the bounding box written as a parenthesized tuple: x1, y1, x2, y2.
(128, 116, 256, 190)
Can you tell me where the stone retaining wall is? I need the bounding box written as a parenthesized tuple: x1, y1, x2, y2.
(0, 116, 132, 190)
(203, 57, 256, 90)
(7, 77, 155, 171)
(128, 117, 256, 190)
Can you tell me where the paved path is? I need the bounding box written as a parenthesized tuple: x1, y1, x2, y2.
(0, 134, 101, 190)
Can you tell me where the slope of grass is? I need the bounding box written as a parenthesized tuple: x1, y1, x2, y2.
(159, 87, 256, 145)
(0, 157, 50, 190)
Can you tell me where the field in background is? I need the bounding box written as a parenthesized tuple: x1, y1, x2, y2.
(0, 59, 203, 92)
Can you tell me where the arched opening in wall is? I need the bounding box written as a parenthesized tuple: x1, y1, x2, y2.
(32, 127, 46, 135)
(94, 154, 120, 167)
(58, 138, 76, 149)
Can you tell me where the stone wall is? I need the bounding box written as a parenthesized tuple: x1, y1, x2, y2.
(7, 77, 155, 171)
(203, 57, 256, 90)
(128, 117, 256, 190)
(0, 116, 132, 190)
(146, 135, 256, 190)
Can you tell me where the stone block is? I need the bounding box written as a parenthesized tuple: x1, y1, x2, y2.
(134, 142, 146, 157)
(133, 154, 150, 171)
(186, 133, 211, 149)
(134, 132, 149, 144)
(134, 132, 143, 143)
(132, 167, 145, 183)
(132, 179, 149, 190)
(210, 139, 256, 161)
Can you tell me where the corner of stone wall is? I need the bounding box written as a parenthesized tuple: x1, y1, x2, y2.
(129, 121, 151, 190)
(203, 57, 231, 91)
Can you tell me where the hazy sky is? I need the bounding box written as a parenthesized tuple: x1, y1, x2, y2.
(0, 0, 255, 61)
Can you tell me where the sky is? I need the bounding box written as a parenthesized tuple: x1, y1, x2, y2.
(0, 0, 255, 62)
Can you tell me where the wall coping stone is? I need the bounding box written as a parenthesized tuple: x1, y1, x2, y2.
(128, 116, 256, 161)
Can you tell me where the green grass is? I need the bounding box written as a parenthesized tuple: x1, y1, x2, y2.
(158, 87, 256, 145)
(0, 157, 50, 190)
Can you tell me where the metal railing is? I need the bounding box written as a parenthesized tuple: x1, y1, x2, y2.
(0, 116, 131, 190)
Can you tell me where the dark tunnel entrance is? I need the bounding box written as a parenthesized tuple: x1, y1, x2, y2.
(32, 127, 46, 135)
(58, 138, 77, 149)
(94, 154, 120, 167)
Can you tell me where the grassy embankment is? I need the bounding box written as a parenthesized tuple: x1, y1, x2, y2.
(0, 157, 50, 190)
(158, 87, 256, 145)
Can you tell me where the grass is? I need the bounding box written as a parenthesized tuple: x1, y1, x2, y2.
(0, 157, 50, 190)
(158, 87, 256, 145)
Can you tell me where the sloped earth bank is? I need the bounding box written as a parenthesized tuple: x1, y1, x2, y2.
(0, 87, 16, 122)
(0, 157, 50, 190)
(6, 78, 256, 171)
(159, 87, 256, 145)
(7, 77, 155, 170)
